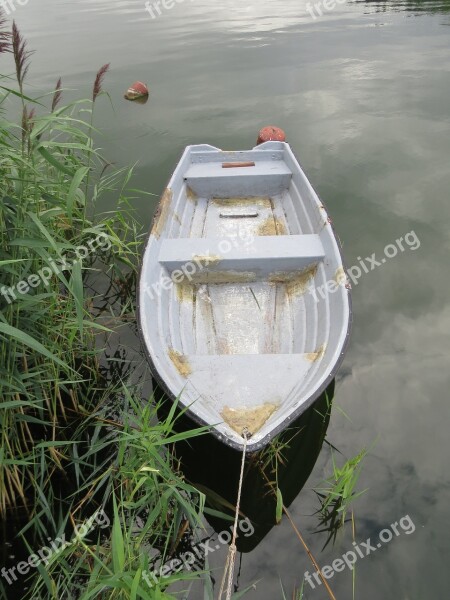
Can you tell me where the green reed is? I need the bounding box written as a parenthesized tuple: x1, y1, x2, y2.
(0, 16, 136, 519)
(0, 13, 252, 599)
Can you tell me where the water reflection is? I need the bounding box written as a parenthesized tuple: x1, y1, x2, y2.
(359, 0, 450, 14)
(13, 0, 450, 595)
(155, 379, 334, 552)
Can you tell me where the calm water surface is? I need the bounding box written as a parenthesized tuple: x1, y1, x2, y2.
(12, 0, 450, 597)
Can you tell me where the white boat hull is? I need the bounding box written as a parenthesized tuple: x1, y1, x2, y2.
(138, 142, 352, 452)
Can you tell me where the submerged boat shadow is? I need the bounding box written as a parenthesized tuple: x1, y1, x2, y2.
(154, 379, 334, 552)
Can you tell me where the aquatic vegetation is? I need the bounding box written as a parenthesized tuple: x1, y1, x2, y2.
(279, 578, 304, 600)
(24, 391, 213, 599)
(314, 447, 368, 549)
(0, 17, 137, 519)
(0, 12, 256, 600)
(92, 63, 110, 102)
(0, 9, 366, 600)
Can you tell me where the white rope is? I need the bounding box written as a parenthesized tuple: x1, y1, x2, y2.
(218, 428, 249, 600)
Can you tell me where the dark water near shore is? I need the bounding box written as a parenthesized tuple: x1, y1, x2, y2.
(9, 0, 450, 597)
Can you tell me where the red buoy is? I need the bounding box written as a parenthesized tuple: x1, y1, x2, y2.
(124, 81, 149, 101)
(257, 126, 286, 145)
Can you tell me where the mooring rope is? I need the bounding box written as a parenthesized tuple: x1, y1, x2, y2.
(218, 427, 249, 600)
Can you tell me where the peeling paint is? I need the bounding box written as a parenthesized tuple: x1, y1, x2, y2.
(221, 403, 278, 436)
(175, 283, 196, 303)
(257, 216, 287, 236)
(192, 255, 222, 266)
(177, 270, 258, 284)
(186, 186, 198, 201)
(269, 264, 318, 295)
(168, 349, 192, 377)
(306, 344, 326, 362)
(334, 266, 346, 285)
(211, 197, 272, 208)
(151, 188, 172, 239)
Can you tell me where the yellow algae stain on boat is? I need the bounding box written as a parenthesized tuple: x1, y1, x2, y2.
(192, 255, 222, 266)
(221, 403, 278, 436)
(334, 266, 347, 286)
(306, 344, 326, 362)
(179, 270, 258, 284)
(175, 283, 195, 303)
(186, 186, 198, 202)
(269, 264, 318, 296)
(168, 349, 192, 377)
(211, 197, 272, 208)
(151, 188, 172, 239)
(257, 217, 287, 236)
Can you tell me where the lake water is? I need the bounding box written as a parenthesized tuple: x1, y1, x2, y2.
(13, 0, 450, 597)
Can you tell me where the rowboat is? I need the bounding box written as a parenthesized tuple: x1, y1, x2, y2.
(138, 141, 352, 452)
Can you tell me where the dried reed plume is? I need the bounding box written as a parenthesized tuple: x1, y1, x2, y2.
(0, 8, 10, 54)
(92, 63, 110, 102)
(22, 105, 35, 129)
(51, 77, 63, 112)
(21, 105, 35, 150)
(12, 21, 33, 92)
